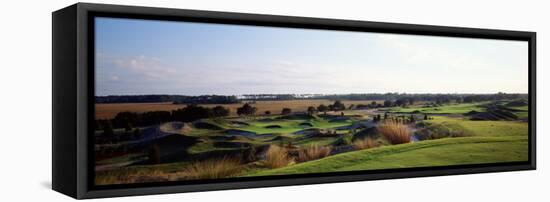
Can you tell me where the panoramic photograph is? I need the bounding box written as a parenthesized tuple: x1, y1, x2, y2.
(93, 17, 529, 185)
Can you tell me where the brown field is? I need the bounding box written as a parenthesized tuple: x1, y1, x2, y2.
(95, 99, 381, 120)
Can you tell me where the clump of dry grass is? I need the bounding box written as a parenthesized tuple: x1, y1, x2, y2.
(95, 168, 168, 185)
(182, 156, 242, 180)
(353, 138, 379, 150)
(264, 145, 294, 168)
(95, 156, 244, 185)
(295, 144, 332, 163)
(378, 120, 411, 145)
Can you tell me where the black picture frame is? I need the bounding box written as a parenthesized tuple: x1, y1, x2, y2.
(52, 3, 536, 199)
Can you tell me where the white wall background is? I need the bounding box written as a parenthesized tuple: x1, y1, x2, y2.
(0, 0, 547, 201)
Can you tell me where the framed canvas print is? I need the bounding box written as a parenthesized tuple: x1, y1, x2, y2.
(52, 3, 536, 199)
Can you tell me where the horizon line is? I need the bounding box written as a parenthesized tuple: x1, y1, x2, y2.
(95, 92, 529, 97)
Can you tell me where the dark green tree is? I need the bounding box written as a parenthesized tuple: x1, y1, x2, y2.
(384, 100, 393, 107)
(281, 108, 292, 115)
(317, 104, 329, 115)
(307, 106, 316, 115)
(236, 103, 257, 116)
(212, 106, 230, 117)
(332, 100, 346, 111)
(172, 104, 213, 122)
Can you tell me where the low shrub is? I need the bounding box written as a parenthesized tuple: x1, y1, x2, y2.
(415, 122, 473, 140)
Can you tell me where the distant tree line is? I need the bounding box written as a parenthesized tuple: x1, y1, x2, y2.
(240, 94, 297, 100)
(96, 93, 527, 104)
(312, 100, 346, 115)
(95, 95, 240, 104)
(239, 93, 526, 103)
(319, 93, 526, 103)
(95, 104, 231, 131)
(461, 93, 526, 103)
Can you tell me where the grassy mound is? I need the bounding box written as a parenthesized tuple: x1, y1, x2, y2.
(257, 118, 276, 122)
(277, 114, 317, 120)
(425, 116, 527, 137)
(249, 135, 527, 176)
(159, 122, 185, 134)
(390, 103, 486, 114)
(468, 108, 518, 121)
(193, 121, 224, 130)
(268, 135, 293, 143)
(467, 102, 527, 121)
(505, 100, 528, 107)
(293, 128, 321, 135)
(415, 121, 473, 140)
(230, 121, 250, 126)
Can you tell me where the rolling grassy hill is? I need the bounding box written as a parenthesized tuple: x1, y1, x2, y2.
(95, 100, 529, 184)
(248, 135, 527, 176)
(247, 117, 528, 176)
(389, 103, 486, 114)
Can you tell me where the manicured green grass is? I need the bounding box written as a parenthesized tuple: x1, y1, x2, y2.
(240, 119, 352, 134)
(515, 112, 529, 119)
(426, 116, 528, 137)
(185, 116, 355, 137)
(245, 116, 528, 176)
(180, 115, 358, 154)
(247, 135, 527, 176)
(390, 103, 486, 114)
(508, 105, 528, 111)
(502, 105, 529, 119)
(238, 120, 306, 134)
(98, 105, 530, 183)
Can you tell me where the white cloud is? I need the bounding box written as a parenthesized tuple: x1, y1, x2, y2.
(104, 54, 178, 80)
(95, 33, 528, 96)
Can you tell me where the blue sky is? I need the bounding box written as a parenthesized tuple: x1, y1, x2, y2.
(95, 17, 528, 96)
